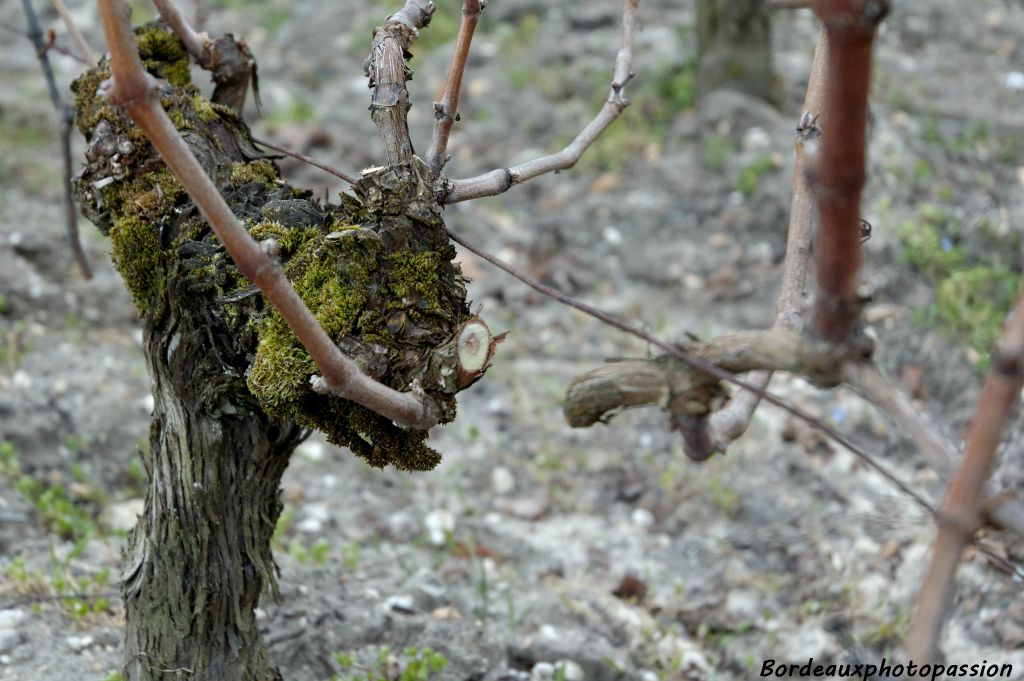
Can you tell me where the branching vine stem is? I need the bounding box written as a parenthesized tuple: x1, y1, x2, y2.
(443, 226, 935, 514)
(152, 0, 209, 62)
(425, 0, 483, 180)
(153, 0, 256, 113)
(240, 98, 1024, 551)
(367, 0, 436, 165)
(809, 0, 888, 343)
(440, 0, 639, 204)
(50, 0, 96, 65)
(905, 293, 1024, 663)
(704, 30, 828, 455)
(22, 0, 92, 279)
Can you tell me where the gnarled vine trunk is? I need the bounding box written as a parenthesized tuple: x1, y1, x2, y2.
(72, 20, 480, 680)
(71, 25, 308, 680)
(122, 298, 303, 681)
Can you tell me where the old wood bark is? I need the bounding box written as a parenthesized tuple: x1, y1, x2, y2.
(120, 305, 303, 681)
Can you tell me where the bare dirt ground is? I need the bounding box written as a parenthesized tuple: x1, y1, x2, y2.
(1, 1, 1023, 679)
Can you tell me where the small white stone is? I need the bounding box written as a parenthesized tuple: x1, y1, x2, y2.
(65, 635, 95, 652)
(297, 504, 329, 533)
(780, 621, 831, 660)
(140, 394, 155, 412)
(0, 611, 26, 629)
(302, 504, 329, 522)
(491, 466, 515, 495)
(0, 630, 22, 656)
(631, 507, 655, 529)
(383, 594, 415, 613)
(531, 662, 556, 681)
(424, 509, 455, 546)
(749, 241, 773, 265)
(742, 126, 771, 153)
(99, 498, 145, 533)
(296, 440, 325, 462)
(1003, 71, 1024, 92)
(467, 76, 492, 97)
(539, 624, 559, 640)
(11, 371, 32, 389)
(656, 634, 709, 677)
(602, 225, 624, 246)
(724, 589, 760, 621)
(640, 671, 659, 681)
(296, 517, 323, 534)
(556, 660, 585, 681)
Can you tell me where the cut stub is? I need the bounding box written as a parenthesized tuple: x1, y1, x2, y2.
(563, 357, 729, 428)
(423, 318, 502, 392)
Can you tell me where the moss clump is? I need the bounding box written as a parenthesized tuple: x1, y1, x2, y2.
(110, 215, 168, 308)
(136, 22, 191, 88)
(72, 23, 193, 135)
(244, 180, 470, 472)
(231, 160, 279, 187)
(101, 166, 185, 222)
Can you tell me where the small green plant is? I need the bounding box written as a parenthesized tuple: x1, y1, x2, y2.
(341, 541, 361, 571)
(4, 555, 30, 582)
(1, 441, 99, 542)
(701, 134, 732, 172)
(499, 12, 542, 60)
(410, 0, 461, 51)
(899, 203, 1020, 368)
(65, 434, 88, 454)
(272, 504, 296, 548)
(471, 550, 490, 622)
(735, 155, 778, 197)
(708, 477, 740, 516)
(310, 537, 331, 565)
(283, 536, 332, 565)
(648, 59, 698, 115)
(48, 542, 113, 618)
(332, 646, 448, 681)
(265, 99, 317, 128)
(102, 672, 125, 681)
(898, 203, 963, 277)
(913, 157, 934, 181)
(0, 320, 33, 368)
